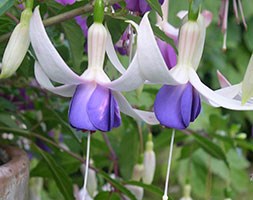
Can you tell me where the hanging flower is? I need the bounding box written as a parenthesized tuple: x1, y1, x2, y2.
(0, 7, 32, 79)
(29, 7, 158, 132)
(125, 0, 164, 14)
(120, 12, 253, 130)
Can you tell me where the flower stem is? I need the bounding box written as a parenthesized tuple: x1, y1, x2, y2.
(82, 131, 91, 200)
(162, 129, 175, 200)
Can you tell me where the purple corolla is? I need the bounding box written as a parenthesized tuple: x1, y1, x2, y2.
(29, 7, 158, 132)
(125, 0, 164, 14)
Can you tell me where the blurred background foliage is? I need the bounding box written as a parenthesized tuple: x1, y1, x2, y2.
(1, 0, 253, 200)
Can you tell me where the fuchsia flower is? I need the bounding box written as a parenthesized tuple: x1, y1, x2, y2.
(125, 0, 164, 14)
(116, 11, 253, 130)
(29, 7, 158, 132)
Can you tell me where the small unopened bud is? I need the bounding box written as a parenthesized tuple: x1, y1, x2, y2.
(179, 184, 193, 200)
(124, 185, 144, 200)
(132, 163, 144, 181)
(236, 133, 247, 140)
(80, 160, 98, 197)
(0, 8, 32, 79)
(142, 134, 156, 184)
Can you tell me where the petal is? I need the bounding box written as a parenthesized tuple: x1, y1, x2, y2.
(34, 62, 77, 97)
(154, 85, 186, 129)
(217, 70, 231, 88)
(191, 86, 201, 121)
(242, 54, 253, 104)
(157, 39, 177, 69)
(105, 54, 145, 91)
(30, 7, 82, 85)
(87, 85, 121, 132)
(105, 27, 126, 74)
(112, 91, 159, 125)
(160, 21, 179, 42)
(180, 84, 194, 127)
(137, 13, 182, 85)
(69, 83, 97, 131)
(189, 68, 253, 110)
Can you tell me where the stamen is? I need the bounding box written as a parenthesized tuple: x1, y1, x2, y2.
(162, 129, 175, 200)
(238, 0, 247, 30)
(222, 31, 227, 51)
(233, 0, 240, 23)
(82, 131, 91, 200)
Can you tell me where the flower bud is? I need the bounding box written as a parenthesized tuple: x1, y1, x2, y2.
(142, 134, 156, 184)
(180, 184, 193, 200)
(132, 163, 144, 181)
(80, 160, 98, 197)
(0, 8, 32, 79)
(124, 185, 144, 200)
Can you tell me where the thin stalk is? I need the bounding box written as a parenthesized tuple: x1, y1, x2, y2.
(162, 129, 175, 200)
(102, 132, 119, 176)
(82, 132, 91, 200)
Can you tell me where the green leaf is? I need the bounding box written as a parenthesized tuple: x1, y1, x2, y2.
(0, 0, 14, 16)
(125, 181, 164, 197)
(33, 145, 74, 200)
(118, 130, 139, 180)
(191, 133, 229, 167)
(146, 0, 163, 17)
(95, 192, 120, 200)
(61, 20, 85, 73)
(99, 170, 137, 200)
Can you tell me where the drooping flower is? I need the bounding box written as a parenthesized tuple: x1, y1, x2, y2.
(0, 7, 32, 79)
(123, 12, 253, 129)
(55, 0, 76, 5)
(30, 7, 158, 132)
(125, 0, 164, 14)
(218, 0, 247, 50)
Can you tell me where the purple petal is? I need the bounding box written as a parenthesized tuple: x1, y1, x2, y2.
(115, 27, 130, 56)
(75, 16, 88, 38)
(87, 85, 121, 132)
(191, 86, 201, 121)
(125, 0, 164, 14)
(69, 83, 97, 131)
(154, 85, 186, 129)
(157, 39, 177, 69)
(55, 0, 76, 5)
(180, 84, 194, 127)
(154, 83, 201, 129)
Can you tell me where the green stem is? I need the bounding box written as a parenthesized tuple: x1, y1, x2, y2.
(26, 0, 34, 10)
(94, 0, 104, 23)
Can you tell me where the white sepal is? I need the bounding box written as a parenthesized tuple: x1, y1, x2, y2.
(30, 7, 82, 85)
(242, 54, 253, 104)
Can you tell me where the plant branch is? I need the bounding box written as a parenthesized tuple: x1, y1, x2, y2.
(0, 0, 122, 43)
(102, 132, 119, 176)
